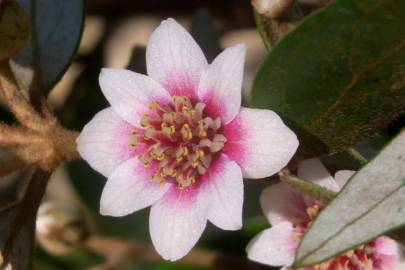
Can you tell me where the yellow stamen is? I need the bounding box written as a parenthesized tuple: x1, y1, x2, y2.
(182, 146, 189, 156)
(130, 132, 138, 147)
(149, 101, 161, 110)
(156, 153, 165, 161)
(198, 149, 205, 158)
(140, 113, 150, 127)
(192, 161, 200, 168)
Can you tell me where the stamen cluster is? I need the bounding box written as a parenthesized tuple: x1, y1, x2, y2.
(131, 96, 226, 188)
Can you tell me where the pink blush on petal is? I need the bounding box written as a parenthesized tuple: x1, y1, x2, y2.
(371, 237, 400, 270)
(163, 73, 199, 102)
(201, 90, 229, 121)
(160, 185, 200, 212)
(222, 114, 248, 168)
(117, 125, 148, 158)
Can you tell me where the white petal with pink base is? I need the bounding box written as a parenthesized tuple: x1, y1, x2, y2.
(246, 159, 404, 269)
(76, 108, 144, 177)
(223, 108, 298, 179)
(77, 18, 298, 261)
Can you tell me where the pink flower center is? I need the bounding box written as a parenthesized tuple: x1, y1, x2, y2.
(295, 203, 380, 270)
(130, 96, 225, 188)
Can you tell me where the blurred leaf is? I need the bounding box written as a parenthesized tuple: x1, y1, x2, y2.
(294, 129, 405, 267)
(127, 47, 147, 74)
(191, 9, 222, 62)
(10, 0, 85, 105)
(152, 262, 217, 270)
(242, 216, 269, 238)
(0, 169, 50, 270)
(34, 247, 103, 270)
(0, 0, 30, 61)
(251, 0, 405, 156)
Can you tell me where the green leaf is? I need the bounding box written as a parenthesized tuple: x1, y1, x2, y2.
(294, 129, 405, 267)
(0, 0, 30, 61)
(10, 0, 85, 104)
(251, 0, 405, 156)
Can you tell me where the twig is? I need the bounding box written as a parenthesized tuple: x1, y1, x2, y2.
(0, 60, 45, 131)
(346, 147, 368, 166)
(279, 169, 337, 203)
(0, 146, 44, 177)
(0, 123, 42, 146)
(84, 235, 267, 270)
(253, 10, 272, 52)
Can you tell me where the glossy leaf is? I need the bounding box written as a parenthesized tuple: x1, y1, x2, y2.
(251, 0, 405, 156)
(10, 0, 85, 104)
(294, 129, 405, 267)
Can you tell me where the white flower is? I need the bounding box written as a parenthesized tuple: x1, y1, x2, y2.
(77, 18, 299, 261)
(246, 158, 404, 270)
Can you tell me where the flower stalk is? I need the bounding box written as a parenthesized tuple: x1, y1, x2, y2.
(347, 147, 368, 166)
(0, 60, 45, 131)
(278, 169, 337, 203)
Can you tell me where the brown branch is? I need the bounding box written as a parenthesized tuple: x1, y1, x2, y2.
(0, 146, 44, 177)
(84, 235, 267, 270)
(0, 123, 42, 146)
(0, 127, 79, 176)
(0, 60, 45, 131)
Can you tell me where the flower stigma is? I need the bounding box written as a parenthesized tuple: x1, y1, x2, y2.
(130, 96, 227, 188)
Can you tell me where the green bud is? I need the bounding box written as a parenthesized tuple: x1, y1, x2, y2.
(36, 202, 90, 255)
(0, 0, 30, 61)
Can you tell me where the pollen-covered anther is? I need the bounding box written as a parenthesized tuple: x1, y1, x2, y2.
(130, 96, 226, 188)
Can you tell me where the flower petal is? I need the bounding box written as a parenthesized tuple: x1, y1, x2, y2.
(99, 68, 172, 127)
(100, 158, 171, 217)
(334, 170, 355, 189)
(297, 158, 340, 192)
(146, 18, 207, 100)
(260, 183, 310, 226)
(246, 221, 298, 267)
(374, 237, 399, 256)
(223, 107, 299, 179)
(198, 44, 246, 124)
(201, 154, 244, 230)
(77, 107, 145, 177)
(149, 185, 210, 261)
(373, 237, 401, 270)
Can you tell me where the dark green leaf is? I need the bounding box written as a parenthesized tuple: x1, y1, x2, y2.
(251, 0, 405, 156)
(10, 0, 85, 105)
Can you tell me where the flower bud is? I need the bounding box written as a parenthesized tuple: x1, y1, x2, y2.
(36, 202, 90, 255)
(252, 0, 295, 18)
(0, 0, 30, 61)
